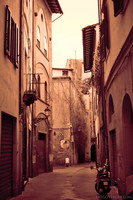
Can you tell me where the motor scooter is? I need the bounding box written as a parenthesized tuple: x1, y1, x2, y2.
(95, 160, 111, 195)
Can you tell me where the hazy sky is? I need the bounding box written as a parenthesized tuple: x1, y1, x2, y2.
(52, 0, 99, 68)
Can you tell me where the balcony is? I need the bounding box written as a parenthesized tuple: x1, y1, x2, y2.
(23, 73, 38, 106)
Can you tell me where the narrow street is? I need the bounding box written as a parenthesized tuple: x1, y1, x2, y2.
(10, 163, 121, 200)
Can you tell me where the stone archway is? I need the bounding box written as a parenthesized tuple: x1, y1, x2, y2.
(122, 93, 133, 177)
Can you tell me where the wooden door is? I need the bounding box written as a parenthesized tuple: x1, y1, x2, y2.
(38, 133, 46, 174)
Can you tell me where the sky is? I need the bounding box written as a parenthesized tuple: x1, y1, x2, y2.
(52, 0, 99, 68)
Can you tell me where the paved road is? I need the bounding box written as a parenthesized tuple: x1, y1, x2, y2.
(10, 163, 122, 200)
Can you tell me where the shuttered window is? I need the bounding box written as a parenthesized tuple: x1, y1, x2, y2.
(5, 5, 11, 56)
(104, 5, 110, 50)
(100, 4, 110, 60)
(15, 24, 19, 67)
(5, 5, 19, 68)
(113, 0, 124, 17)
(100, 20, 106, 60)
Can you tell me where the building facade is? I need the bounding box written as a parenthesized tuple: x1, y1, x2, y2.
(82, 0, 133, 196)
(0, 0, 63, 199)
(100, 0, 133, 196)
(0, 1, 21, 199)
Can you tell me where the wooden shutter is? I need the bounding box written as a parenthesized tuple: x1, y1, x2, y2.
(5, 5, 11, 56)
(104, 5, 110, 50)
(15, 24, 19, 68)
(100, 20, 106, 60)
(10, 18, 16, 65)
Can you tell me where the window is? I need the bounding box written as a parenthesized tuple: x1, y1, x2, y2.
(100, 4, 110, 60)
(26, 0, 28, 7)
(5, 6, 19, 67)
(98, 133, 99, 149)
(41, 14, 43, 22)
(44, 36, 47, 57)
(37, 75, 40, 98)
(45, 81, 47, 102)
(62, 70, 68, 76)
(5, 6, 11, 56)
(113, 0, 124, 17)
(37, 26, 40, 47)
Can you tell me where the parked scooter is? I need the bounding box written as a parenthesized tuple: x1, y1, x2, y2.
(95, 160, 111, 195)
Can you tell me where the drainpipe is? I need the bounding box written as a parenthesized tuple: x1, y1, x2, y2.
(19, 0, 23, 191)
(31, 0, 35, 178)
(100, 34, 108, 164)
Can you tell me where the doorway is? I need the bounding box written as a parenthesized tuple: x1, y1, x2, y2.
(0, 113, 14, 199)
(122, 94, 133, 177)
(91, 144, 96, 161)
(38, 133, 46, 173)
(109, 129, 117, 185)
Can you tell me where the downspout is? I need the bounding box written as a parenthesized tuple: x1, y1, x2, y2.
(31, 0, 35, 177)
(100, 30, 108, 164)
(19, 0, 22, 191)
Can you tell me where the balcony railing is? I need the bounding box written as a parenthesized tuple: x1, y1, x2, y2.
(23, 73, 38, 106)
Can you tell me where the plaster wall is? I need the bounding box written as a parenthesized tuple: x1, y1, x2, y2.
(52, 77, 71, 129)
(33, 0, 53, 175)
(34, 0, 52, 76)
(106, 48, 133, 195)
(52, 68, 73, 78)
(0, 0, 20, 196)
(0, 2, 19, 118)
(104, 0, 133, 84)
(53, 128, 71, 166)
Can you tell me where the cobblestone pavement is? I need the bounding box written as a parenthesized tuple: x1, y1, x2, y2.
(10, 163, 123, 200)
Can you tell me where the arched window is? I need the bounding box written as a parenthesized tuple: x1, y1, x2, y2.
(44, 36, 47, 56)
(109, 94, 114, 123)
(37, 26, 40, 47)
(45, 81, 47, 102)
(37, 9, 48, 56)
(37, 74, 40, 98)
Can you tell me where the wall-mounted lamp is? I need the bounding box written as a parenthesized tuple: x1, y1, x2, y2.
(44, 106, 50, 118)
(34, 106, 51, 125)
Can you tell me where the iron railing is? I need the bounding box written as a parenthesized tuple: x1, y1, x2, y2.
(24, 73, 38, 94)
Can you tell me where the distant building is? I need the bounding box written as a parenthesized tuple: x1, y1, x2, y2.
(82, 24, 100, 163)
(52, 59, 90, 165)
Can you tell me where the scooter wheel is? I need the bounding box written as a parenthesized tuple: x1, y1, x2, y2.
(95, 183, 107, 195)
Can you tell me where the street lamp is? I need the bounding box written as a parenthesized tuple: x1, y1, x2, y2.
(34, 106, 50, 125)
(44, 106, 50, 118)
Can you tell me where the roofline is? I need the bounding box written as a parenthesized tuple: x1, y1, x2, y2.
(46, 0, 63, 14)
(52, 68, 73, 71)
(82, 23, 99, 72)
(52, 76, 71, 80)
(82, 23, 99, 31)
